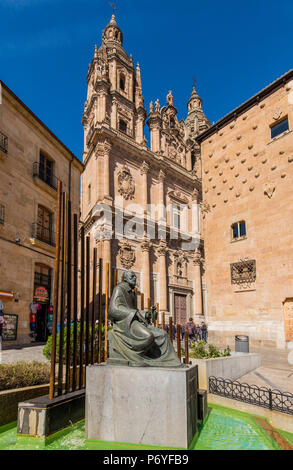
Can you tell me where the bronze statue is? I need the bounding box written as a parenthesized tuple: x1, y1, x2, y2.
(108, 271, 185, 368)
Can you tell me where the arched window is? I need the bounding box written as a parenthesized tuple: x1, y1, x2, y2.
(170, 118, 175, 128)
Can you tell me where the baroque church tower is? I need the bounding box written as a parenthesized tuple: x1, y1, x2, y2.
(81, 13, 209, 323)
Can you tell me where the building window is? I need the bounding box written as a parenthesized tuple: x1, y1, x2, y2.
(34, 264, 52, 296)
(231, 259, 256, 285)
(171, 204, 181, 230)
(33, 152, 57, 190)
(120, 74, 125, 92)
(119, 119, 127, 134)
(0, 131, 8, 155)
(170, 118, 175, 129)
(232, 221, 246, 240)
(33, 205, 54, 246)
(88, 184, 91, 204)
(0, 204, 4, 225)
(271, 117, 289, 139)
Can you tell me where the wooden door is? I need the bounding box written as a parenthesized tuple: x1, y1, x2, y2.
(283, 298, 293, 341)
(174, 294, 187, 325)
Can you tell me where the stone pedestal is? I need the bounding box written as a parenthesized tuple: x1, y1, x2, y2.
(85, 364, 198, 449)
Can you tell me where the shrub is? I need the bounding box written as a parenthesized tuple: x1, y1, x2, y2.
(0, 361, 50, 391)
(189, 340, 231, 359)
(43, 322, 110, 364)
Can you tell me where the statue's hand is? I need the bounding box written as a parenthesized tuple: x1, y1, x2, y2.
(136, 311, 148, 326)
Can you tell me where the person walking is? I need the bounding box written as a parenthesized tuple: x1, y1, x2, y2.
(195, 324, 202, 341)
(201, 322, 208, 343)
(186, 318, 196, 340)
(181, 324, 185, 341)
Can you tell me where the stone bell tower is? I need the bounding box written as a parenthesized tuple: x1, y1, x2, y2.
(185, 83, 210, 178)
(81, 13, 206, 322)
(82, 12, 147, 157)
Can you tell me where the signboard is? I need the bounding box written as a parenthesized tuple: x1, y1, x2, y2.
(34, 286, 49, 302)
(0, 291, 13, 302)
(2, 314, 18, 341)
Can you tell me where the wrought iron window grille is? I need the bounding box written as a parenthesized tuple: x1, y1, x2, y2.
(0, 205, 4, 225)
(231, 258, 256, 285)
(32, 222, 56, 247)
(209, 376, 293, 416)
(0, 131, 8, 155)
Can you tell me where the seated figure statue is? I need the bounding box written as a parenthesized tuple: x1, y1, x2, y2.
(108, 271, 184, 368)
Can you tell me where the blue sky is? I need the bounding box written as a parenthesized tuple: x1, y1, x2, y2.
(1, 0, 293, 160)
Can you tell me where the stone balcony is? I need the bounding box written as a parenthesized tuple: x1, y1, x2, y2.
(169, 275, 193, 289)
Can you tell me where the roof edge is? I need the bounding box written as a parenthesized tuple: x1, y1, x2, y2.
(196, 69, 293, 143)
(0, 80, 83, 171)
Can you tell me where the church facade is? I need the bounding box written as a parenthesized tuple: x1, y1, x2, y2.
(80, 14, 209, 324)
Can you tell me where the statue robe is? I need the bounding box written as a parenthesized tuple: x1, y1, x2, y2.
(108, 281, 183, 368)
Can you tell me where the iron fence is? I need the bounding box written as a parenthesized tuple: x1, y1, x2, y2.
(32, 222, 56, 247)
(209, 376, 293, 415)
(0, 131, 8, 155)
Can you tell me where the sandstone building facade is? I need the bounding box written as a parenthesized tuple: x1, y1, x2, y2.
(197, 70, 293, 350)
(0, 81, 83, 344)
(80, 14, 210, 324)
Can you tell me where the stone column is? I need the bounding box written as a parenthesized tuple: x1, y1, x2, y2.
(157, 240, 168, 312)
(158, 171, 166, 236)
(193, 251, 203, 316)
(102, 238, 112, 295)
(111, 99, 117, 130)
(141, 239, 151, 301)
(103, 140, 112, 200)
(148, 103, 162, 153)
(140, 161, 150, 214)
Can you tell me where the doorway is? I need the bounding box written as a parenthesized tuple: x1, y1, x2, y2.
(174, 294, 187, 325)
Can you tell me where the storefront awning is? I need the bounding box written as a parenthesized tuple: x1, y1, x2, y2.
(0, 291, 14, 301)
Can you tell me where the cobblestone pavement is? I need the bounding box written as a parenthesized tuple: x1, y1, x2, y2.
(0, 344, 49, 364)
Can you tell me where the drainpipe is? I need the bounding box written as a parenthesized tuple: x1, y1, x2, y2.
(68, 156, 74, 201)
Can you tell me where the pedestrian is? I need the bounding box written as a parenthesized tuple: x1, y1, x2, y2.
(201, 322, 208, 343)
(172, 324, 176, 341)
(195, 324, 202, 341)
(0, 314, 5, 345)
(186, 318, 196, 340)
(181, 324, 185, 341)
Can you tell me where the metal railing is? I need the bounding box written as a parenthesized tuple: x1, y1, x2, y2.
(209, 376, 293, 416)
(32, 222, 55, 247)
(0, 131, 8, 155)
(33, 162, 58, 191)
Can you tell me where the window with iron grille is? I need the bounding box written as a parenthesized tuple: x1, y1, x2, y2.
(0, 205, 4, 225)
(231, 259, 256, 285)
(0, 131, 8, 155)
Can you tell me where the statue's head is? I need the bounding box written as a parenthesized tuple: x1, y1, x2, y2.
(122, 270, 137, 289)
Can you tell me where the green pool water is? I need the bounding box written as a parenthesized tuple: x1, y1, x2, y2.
(0, 405, 285, 451)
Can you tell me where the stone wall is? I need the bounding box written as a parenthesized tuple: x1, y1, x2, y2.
(201, 75, 293, 350)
